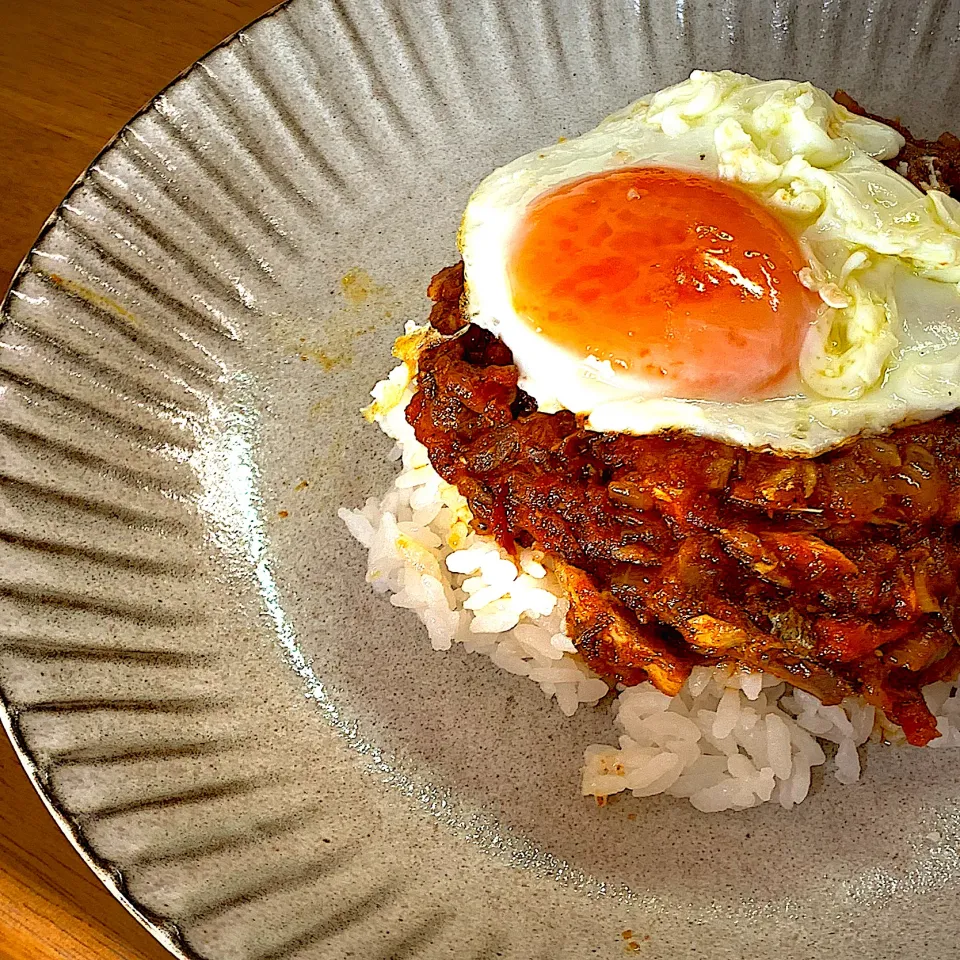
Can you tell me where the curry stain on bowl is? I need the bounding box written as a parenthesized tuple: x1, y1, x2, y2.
(297, 342, 351, 370)
(289, 268, 397, 371)
(340, 267, 388, 306)
(47, 273, 140, 326)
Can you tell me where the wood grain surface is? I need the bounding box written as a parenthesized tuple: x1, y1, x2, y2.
(0, 3, 279, 956)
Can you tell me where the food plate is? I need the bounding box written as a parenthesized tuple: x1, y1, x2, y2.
(2, 1, 960, 957)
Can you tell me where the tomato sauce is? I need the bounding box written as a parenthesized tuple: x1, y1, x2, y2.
(406, 103, 960, 745)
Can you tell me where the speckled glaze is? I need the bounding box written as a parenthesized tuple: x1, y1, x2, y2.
(3, 1, 960, 957)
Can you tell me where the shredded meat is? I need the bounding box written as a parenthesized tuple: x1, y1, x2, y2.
(426, 262, 468, 335)
(405, 112, 960, 747)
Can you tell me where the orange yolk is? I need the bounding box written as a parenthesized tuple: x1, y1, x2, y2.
(506, 166, 819, 401)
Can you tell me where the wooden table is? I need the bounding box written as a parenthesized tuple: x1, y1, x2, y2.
(0, 3, 279, 956)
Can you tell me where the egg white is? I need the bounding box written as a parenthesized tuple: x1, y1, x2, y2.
(458, 70, 960, 456)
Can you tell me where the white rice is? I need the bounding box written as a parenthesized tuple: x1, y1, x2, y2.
(340, 327, 960, 812)
(339, 348, 609, 718)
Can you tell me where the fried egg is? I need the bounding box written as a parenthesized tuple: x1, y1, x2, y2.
(458, 70, 960, 455)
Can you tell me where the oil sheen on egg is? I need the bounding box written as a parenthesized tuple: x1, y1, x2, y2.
(458, 69, 960, 456)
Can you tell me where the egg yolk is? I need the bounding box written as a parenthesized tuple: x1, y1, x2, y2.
(507, 166, 818, 401)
